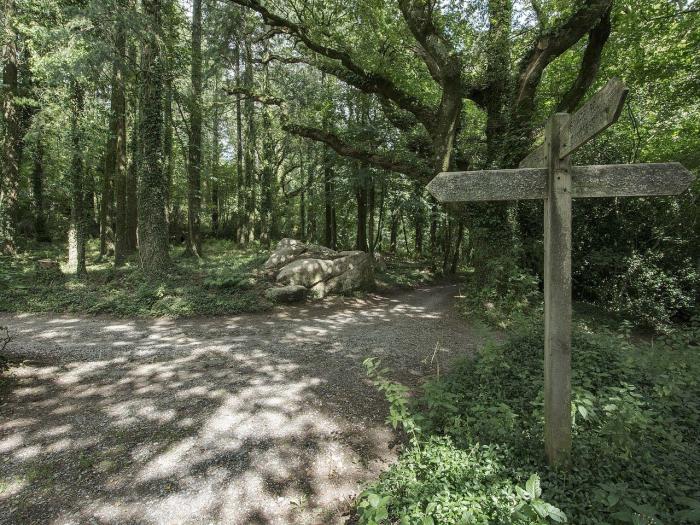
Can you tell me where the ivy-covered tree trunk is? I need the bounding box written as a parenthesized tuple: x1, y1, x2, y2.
(1, 0, 20, 255)
(355, 165, 368, 252)
(99, 135, 114, 259)
(67, 81, 87, 277)
(259, 46, 275, 247)
(113, 6, 128, 265)
(389, 208, 398, 254)
(31, 130, 49, 242)
(210, 82, 220, 236)
(137, 0, 169, 276)
(323, 154, 335, 249)
(234, 43, 244, 242)
(185, 0, 202, 257)
(126, 105, 139, 253)
(242, 41, 256, 243)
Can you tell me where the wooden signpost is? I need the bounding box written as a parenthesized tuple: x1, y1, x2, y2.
(427, 78, 694, 467)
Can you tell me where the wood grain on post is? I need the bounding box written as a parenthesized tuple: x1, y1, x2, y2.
(544, 113, 572, 468)
(426, 168, 547, 201)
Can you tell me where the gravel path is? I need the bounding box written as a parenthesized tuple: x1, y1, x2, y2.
(0, 285, 483, 525)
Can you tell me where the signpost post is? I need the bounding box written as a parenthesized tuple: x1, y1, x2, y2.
(426, 78, 694, 467)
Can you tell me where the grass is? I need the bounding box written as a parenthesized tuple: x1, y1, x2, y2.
(0, 239, 273, 317)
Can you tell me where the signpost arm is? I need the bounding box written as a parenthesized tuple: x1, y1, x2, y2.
(544, 113, 572, 468)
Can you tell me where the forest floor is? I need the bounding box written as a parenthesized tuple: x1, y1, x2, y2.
(0, 283, 490, 524)
(0, 240, 439, 317)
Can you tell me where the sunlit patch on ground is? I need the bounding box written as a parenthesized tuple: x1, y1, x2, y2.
(0, 285, 482, 524)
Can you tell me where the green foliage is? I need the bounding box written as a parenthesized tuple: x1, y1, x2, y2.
(357, 318, 700, 524)
(460, 253, 542, 328)
(0, 240, 271, 317)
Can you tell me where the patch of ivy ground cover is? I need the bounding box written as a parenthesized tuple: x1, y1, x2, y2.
(356, 314, 700, 524)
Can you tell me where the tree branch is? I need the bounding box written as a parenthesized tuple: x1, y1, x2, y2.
(283, 123, 430, 179)
(556, 7, 611, 112)
(222, 86, 428, 179)
(226, 0, 436, 130)
(514, 0, 613, 116)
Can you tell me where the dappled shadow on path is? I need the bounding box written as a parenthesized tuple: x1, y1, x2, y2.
(0, 285, 479, 524)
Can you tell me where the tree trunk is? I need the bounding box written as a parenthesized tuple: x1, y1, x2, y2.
(1, 0, 19, 255)
(100, 137, 114, 258)
(125, 44, 139, 254)
(259, 44, 275, 247)
(372, 182, 385, 253)
(355, 166, 368, 252)
(67, 81, 87, 277)
(234, 43, 244, 243)
(323, 153, 335, 249)
(413, 182, 423, 257)
(32, 130, 49, 242)
(113, 13, 128, 264)
(126, 116, 139, 252)
(137, 0, 169, 276)
(185, 0, 203, 257)
(241, 41, 256, 244)
(163, 59, 174, 232)
(450, 218, 464, 274)
(442, 217, 453, 274)
(367, 176, 375, 254)
(211, 80, 220, 237)
(389, 207, 398, 254)
(307, 162, 316, 242)
(429, 200, 438, 255)
(83, 163, 97, 238)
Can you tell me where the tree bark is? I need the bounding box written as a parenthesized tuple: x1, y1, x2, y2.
(234, 43, 244, 242)
(323, 153, 335, 249)
(113, 9, 128, 264)
(126, 44, 139, 254)
(186, 0, 203, 256)
(211, 79, 221, 236)
(100, 136, 114, 258)
(240, 41, 256, 244)
(31, 130, 49, 242)
(67, 81, 87, 277)
(1, 0, 20, 255)
(259, 42, 275, 247)
(137, 0, 169, 275)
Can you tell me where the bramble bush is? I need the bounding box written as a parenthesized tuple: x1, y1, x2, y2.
(357, 318, 700, 524)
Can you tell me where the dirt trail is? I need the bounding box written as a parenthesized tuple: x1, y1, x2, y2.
(0, 285, 484, 525)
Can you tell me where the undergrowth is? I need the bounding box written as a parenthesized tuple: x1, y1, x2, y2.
(357, 316, 700, 524)
(0, 239, 271, 317)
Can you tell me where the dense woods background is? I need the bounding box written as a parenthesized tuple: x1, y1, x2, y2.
(1, 0, 698, 328)
(1, 2, 700, 523)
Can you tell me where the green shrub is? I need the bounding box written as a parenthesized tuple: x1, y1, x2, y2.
(578, 251, 698, 331)
(460, 254, 542, 328)
(357, 320, 700, 524)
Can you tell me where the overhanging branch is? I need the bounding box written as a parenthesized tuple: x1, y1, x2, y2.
(514, 0, 612, 116)
(283, 123, 430, 179)
(226, 0, 436, 130)
(556, 7, 611, 112)
(223, 86, 429, 179)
